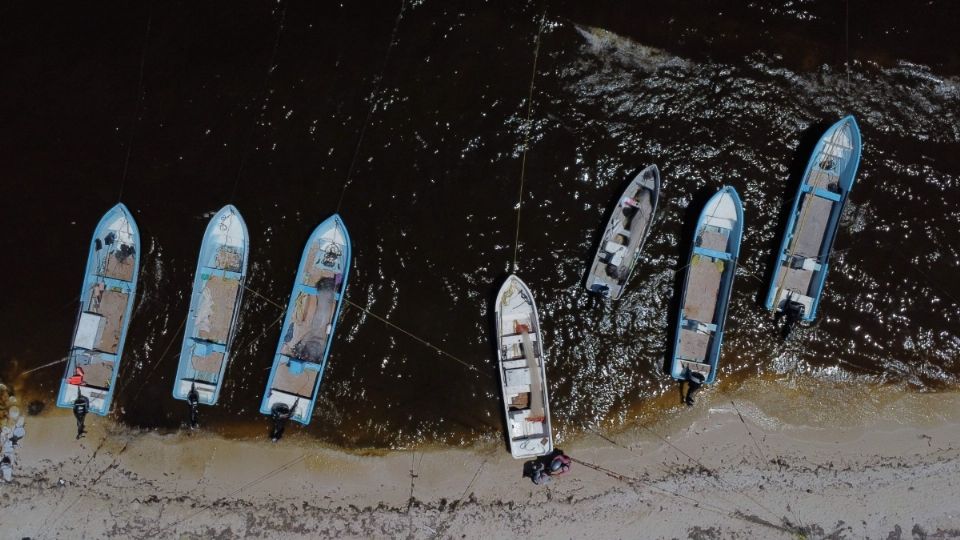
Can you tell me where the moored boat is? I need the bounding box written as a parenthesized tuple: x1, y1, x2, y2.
(585, 165, 660, 299)
(57, 203, 140, 416)
(172, 205, 249, 407)
(495, 274, 553, 459)
(765, 116, 862, 324)
(669, 187, 743, 385)
(260, 214, 350, 426)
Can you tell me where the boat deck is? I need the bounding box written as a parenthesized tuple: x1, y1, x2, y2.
(280, 286, 336, 362)
(775, 266, 815, 297)
(195, 275, 241, 344)
(791, 192, 834, 258)
(102, 252, 136, 281)
(89, 286, 129, 354)
(214, 245, 243, 273)
(678, 227, 730, 362)
(189, 350, 224, 383)
(303, 244, 344, 287)
(678, 329, 712, 362)
(683, 254, 724, 323)
(271, 360, 319, 398)
(76, 356, 115, 389)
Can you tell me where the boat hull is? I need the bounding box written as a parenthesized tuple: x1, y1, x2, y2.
(172, 205, 249, 406)
(765, 116, 862, 322)
(259, 214, 351, 426)
(57, 203, 140, 416)
(669, 187, 743, 385)
(495, 274, 553, 459)
(585, 165, 661, 300)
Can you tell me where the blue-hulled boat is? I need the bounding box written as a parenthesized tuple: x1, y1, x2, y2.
(765, 116, 862, 323)
(669, 186, 743, 385)
(260, 215, 351, 426)
(172, 205, 249, 406)
(57, 203, 140, 416)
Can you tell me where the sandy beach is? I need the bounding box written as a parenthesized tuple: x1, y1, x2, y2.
(2, 377, 958, 539)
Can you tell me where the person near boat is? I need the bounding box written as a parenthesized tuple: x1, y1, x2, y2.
(73, 395, 89, 439)
(549, 453, 571, 475)
(523, 450, 572, 485)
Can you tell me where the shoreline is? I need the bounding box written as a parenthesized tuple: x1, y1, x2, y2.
(4, 378, 960, 538)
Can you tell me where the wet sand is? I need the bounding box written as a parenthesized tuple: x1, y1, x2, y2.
(5, 378, 959, 539)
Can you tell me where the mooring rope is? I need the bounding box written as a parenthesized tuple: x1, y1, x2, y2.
(117, 3, 153, 203)
(229, 3, 287, 203)
(335, 0, 407, 213)
(511, 10, 547, 273)
(343, 298, 490, 377)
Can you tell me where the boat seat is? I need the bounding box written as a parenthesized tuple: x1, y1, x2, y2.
(696, 321, 717, 333)
(502, 359, 527, 370)
(504, 367, 531, 387)
(501, 332, 537, 347)
(680, 360, 711, 377)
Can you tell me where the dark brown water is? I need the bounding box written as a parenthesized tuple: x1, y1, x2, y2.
(2, 1, 958, 448)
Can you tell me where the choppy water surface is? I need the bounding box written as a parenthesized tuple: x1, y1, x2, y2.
(1, 1, 958, 448)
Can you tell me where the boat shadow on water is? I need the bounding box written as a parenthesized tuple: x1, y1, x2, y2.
(756, 118, 838, 336)
(661, 188, 726, 405)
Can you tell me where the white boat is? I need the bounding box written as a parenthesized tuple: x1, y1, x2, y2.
(494, 274, 553, 459)
(585, 164, 660, 299)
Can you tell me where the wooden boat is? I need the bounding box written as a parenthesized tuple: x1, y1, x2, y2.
(585, 165, 660, 299)
(495, 274, 553, 459)
(669, 187, 743, 385)
(172, 205, 249, 406)
(260, 215, 350, 425)
(765, 116, 862, 322)
(57, 203, 140, 415)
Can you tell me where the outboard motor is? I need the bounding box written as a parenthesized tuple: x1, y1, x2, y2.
(685, 371, 706, 406)
(187, 384, 200, 429)
(782, 299, 806, 340)
(270, 402, 293, 442)
(73, 392, 89, 440)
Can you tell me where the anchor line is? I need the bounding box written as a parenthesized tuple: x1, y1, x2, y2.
(229, 3, 287, 203)
(117, 3, 153, 203)
(511, 9, 547, 274)
(335, 0, 407, 213)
